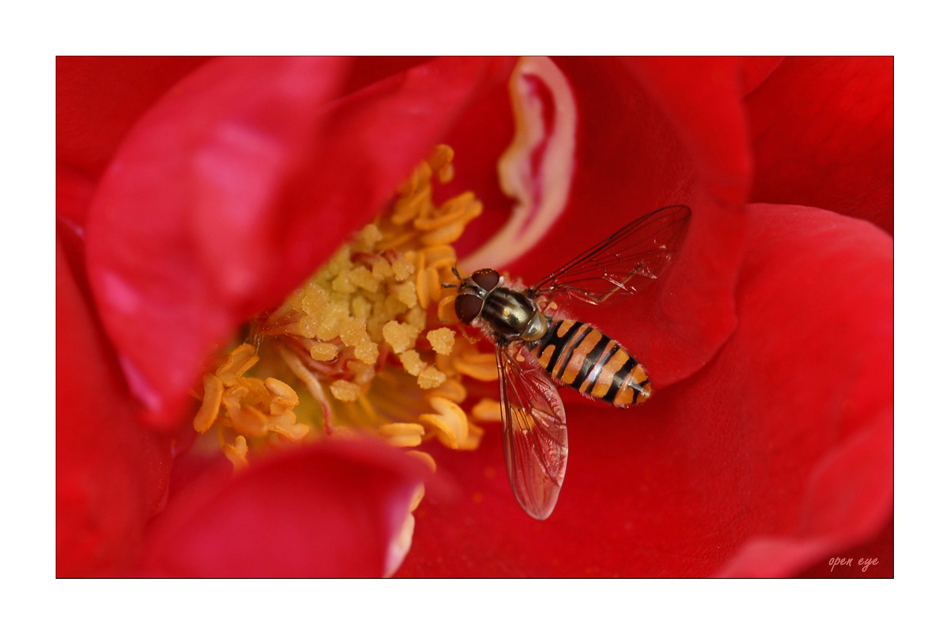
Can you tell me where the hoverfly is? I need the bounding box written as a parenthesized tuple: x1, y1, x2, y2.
(449, 205, 691, 520)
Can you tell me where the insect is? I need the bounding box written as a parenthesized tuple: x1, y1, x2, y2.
(449, 205, 691, 520)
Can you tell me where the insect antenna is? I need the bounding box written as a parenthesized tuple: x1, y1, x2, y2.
(443, 265, 463, 289)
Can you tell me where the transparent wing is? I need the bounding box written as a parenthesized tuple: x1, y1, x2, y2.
(531, 205, 691, 305)
(496, 341, 568, 520)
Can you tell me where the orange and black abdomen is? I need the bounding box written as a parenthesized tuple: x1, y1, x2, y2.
(528, 318, 652, 407)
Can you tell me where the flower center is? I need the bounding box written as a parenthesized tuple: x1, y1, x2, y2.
(192, 145, 501, 474)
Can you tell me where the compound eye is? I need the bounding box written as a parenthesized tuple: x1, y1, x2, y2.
(471, 268, 500, 291)
(455, 294, 484, 324)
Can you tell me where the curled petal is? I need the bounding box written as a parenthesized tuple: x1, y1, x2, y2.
(463, 56, 577, 270)
(86, 56, 515, 428)
(57, 236, 172, 577)
(138, 439, 433, 577)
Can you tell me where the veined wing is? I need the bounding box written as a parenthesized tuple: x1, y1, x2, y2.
(496, 341, 568, 520)
(531, 205, 691, 305)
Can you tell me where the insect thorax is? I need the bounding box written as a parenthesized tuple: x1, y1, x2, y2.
(482, 287, 548, 342)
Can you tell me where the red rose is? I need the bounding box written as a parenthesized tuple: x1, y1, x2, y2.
(57, 56, 892, 577)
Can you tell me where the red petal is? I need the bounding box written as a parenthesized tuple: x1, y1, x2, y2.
(57, 56, 212, 177)
(746, 57, 894, 234)
(399, 204, 892, 577)
(138, 440, 429, 577)
(56, 162, 98, 230)
(85, 57, 514, 429)
(738, 56, 784, 96)
(437, 62, 518, 258)
(56, 235, 172, 577)
(797, 516, 893, 578)
(624, 57, 753, 205)
(341, 56, 437, 95)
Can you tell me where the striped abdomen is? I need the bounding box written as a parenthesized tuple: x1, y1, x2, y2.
(527, 318, 651, 407)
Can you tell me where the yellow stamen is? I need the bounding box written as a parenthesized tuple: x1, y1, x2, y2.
(417, 366, 447, 389)
(378, 423, 426, 447)
(472, 398, 503, 422)
(421, 245, 457, 270)
(416, 265, 441, 309)
(398, 350, 426, 376)
(192, 144, 500, 529)
(452, 350, 499, 382)
(419, 397, 482, 450)
(265, 377, 298, 412)
(426, 328, 455, 355)
(216, 344, 259, 386)
(426, 377, 467, 403)
(436, 295, 459, 323)
(223, 435, 249, 471)
(277, 342, 333, 430)
(406, 450, 437, 473)
(330, 379, 362, 403)
(194, 374, 224, 433)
